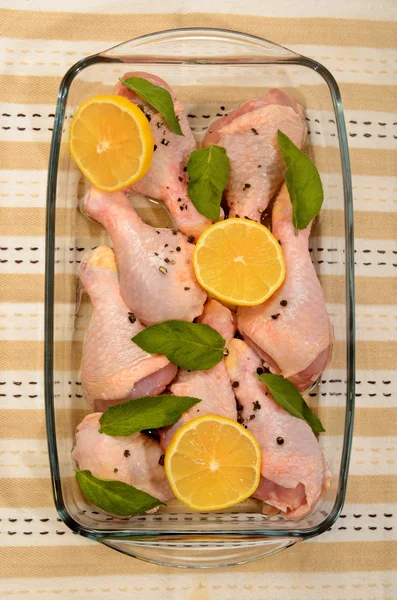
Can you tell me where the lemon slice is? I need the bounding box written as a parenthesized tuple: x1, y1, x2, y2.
(165, 415, 261, 511)
(193, 218, 286, 306)
(69, 94, 154, 192)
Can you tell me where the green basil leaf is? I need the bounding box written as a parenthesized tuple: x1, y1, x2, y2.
(133, 320, 226, 370)
(257, 373, 325, 433)
(99, 394, 200, 437)
(120, 77, 183, 136)
(187, 145, 230, 221)
(75, 470, 164, 516)
(277, 130, 324, 231)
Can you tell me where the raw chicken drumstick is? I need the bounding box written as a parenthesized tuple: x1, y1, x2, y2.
(237, 183, 333, 391)
(79, 246, 177, 411)
(72, 413, 173, 506)
(114, 71, 211, 239)
(202, 89, 307, 221)
(160, 299, 238, 450)
(83, 187, 207, 325)
(225, 338, 331, 520)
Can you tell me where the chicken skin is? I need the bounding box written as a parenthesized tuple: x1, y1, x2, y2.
(225, 338, 331, 520)
(80, 246, 177, 411)
(83, 187, 206, 325)
(203, 89, 306, 221)
(115, 71, 211, 239)
(160, 299, 237, 449)
(238, 184, 333, 390)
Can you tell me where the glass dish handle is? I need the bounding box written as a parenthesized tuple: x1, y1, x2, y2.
(100, 536, 299, 567)
(100, 28, 300, 62)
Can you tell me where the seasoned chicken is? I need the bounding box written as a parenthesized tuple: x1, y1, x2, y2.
(83, 187, 206, 325)
(72, 413, 173, 504)
(114, 71, 211, 239)
(203, 89, 306, 221)
(80, 246, 177, 411)
(238, 184, 333, 390)
(160, 299, 237, 449)
(225, 338, 331, 520)
(196, 298, 236, 343)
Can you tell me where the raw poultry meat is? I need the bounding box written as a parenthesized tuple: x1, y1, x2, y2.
(196, 297, 236, 343)
(225, 338, 331, 520)
(160, 299, 237, 449)
(114, 71, 211, 239)
(203, 89, 306, 221)
(238, 183, 333, 391)
(205, 89, 305, 141)
(74, 76, 333, 520)
(72, 413, 173, 504)
(83, 187, 206, 325)
(79, 246, 177, 411)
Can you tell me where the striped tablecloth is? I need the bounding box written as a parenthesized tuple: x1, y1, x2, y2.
(1, 1, 396, 598)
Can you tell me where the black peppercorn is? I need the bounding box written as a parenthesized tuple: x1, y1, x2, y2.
(277, 437, 284, 445)
(232, 381, 239, 388)
(124, 449, 130, 457)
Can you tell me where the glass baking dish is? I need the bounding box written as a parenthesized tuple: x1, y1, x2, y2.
(45, 28, 355, 568)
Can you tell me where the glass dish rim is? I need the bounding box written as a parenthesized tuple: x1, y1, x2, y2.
(45, 26, 355, 543)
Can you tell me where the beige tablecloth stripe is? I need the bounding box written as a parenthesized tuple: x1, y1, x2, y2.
(2, 9, 397, 47)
